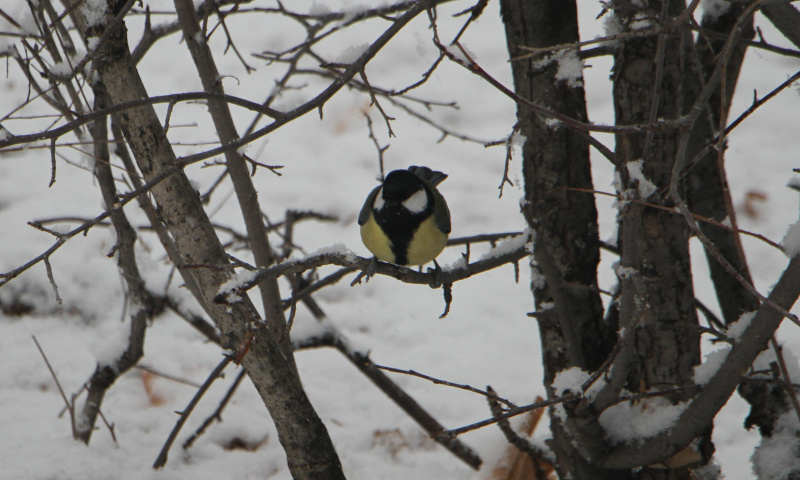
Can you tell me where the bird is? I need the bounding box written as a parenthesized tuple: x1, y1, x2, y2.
(359, 166, 451, 267)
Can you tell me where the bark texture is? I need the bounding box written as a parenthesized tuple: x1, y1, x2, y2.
(77, 83, 150, 444)
(500, 1, 619, 478)
(172, 0, 295, 367)
(685, 3, 756, 325)
(612, 2, 704, 478)
(64, 2, 344, 478)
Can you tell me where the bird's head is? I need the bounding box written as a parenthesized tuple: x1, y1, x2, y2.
(375, 169, 429, 214)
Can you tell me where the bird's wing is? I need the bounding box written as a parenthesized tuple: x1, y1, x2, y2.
(358, 185, 382, 226)
(431, 188, 451, 234)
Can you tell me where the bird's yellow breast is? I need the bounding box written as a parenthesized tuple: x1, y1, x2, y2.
(406, 215, 448, 266)
(360, 214, 396, 263)
(361, 213, 447, 266)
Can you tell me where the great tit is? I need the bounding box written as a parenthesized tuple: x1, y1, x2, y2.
(359, 166, 451, 266)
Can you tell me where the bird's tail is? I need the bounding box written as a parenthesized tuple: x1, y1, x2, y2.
(407, 165, 448, 186)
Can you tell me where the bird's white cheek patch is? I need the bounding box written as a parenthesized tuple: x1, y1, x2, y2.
(403, 189, 428, 213)
(374, 187, 385, 210)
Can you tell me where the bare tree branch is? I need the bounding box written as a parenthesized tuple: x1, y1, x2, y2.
(214, 233, 532, 304)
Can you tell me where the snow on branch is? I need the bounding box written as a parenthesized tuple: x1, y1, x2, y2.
(214, 232, 534, 305)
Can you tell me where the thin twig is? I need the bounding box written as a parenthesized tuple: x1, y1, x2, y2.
(33, 335, 76, 438)
(364, 112, 389, 179)
(359, 68, 394, 137)
(439, 394, 579, 439)
(153, 356, 232, 469)
(770, 337, 800, 425)
(182, 369, 247, 450)
(486, 387, 551, 480)
(135, 365, 203, 388)
(562, 186, 782, 250)
(374, 364, 518, 408)
(43, 255, 62, 304)
(284, 273, 300, 339)
(96, 409, 118, 445)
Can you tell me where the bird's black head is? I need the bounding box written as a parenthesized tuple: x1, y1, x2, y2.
(381, 169, 425, 203)
(374, 169, 431, 218)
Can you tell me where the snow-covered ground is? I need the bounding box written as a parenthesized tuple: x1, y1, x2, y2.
(1, 1, 799, 478)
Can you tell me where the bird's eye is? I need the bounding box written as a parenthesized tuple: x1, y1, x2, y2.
(402, 189, 428, 213)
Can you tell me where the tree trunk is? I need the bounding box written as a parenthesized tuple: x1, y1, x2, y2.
(685, 4, 756, 325)
(63, 1, 344, 478)
(612, 1, 705, 478)
(500, 1, 620, 478)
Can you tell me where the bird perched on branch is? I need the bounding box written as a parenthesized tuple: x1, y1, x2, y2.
(359, 166, 451, 267)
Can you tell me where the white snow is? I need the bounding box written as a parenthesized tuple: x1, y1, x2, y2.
(752, 345, 800, 387)
(781, 220, 800, 257)
(614, 264, 638, 279)
(551, 366, 589, 395)
(477, 230, 533, 261)
(727, 310, 756, 340)
(629, 13, 653, 31)
(217, 269, 259, 303)
(544, 118, 561, 130)
(340, 4, 372, 24)
(49, 223, 73, 235)
(0, 2, 798, 479)
(538, 301, 554, 311)
(336, 43, 370, 64)
(529, 265, 546, 290)
(701, 0, 732, 21)
(443, 255, 467, 271)
(599, 397, 688, 444)
(693, 346, 731, 385)
(626, 159, 657, 199)
(309, 242, 356, 260)
(92, 322, 133, 369)
(289, 314, 335, 347)
(602, 13, 623, 48)
(752, 411, 800, 480)
(553, 50, 584, 88)
(532, 49, 584, 88)
(50, 61, 74, 77)
(12, 6, 42, 36)
(448, 43, 478, 65)
(78, 0, 108, 28)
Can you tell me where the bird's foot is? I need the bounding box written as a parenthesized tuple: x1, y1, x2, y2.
(366, 256, 379, 279)
(427, 259, 443, 288)
(351, 256, 379, 286)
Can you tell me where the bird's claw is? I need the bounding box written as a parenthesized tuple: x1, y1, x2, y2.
(365, 256, 379, 280)
(351, 256, 380, 286)
(427, 259, 443, 288)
